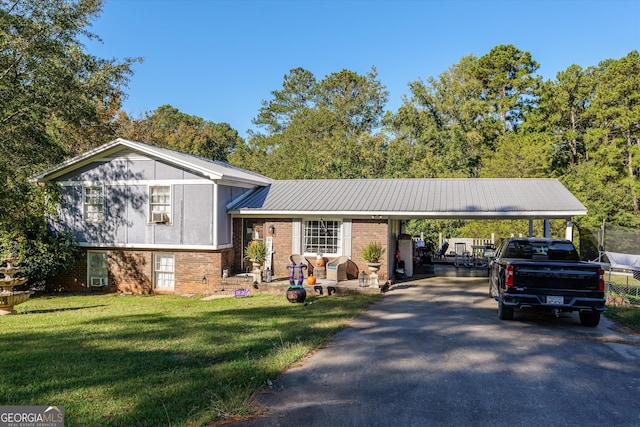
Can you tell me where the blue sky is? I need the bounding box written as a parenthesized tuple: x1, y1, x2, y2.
(87, 0, 640, 139)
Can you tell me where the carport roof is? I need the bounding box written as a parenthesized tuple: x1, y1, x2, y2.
(228, 178, 587, 219)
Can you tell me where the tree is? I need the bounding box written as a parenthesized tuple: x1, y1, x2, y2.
(474, 44, 541, 133)
(585, 51, 640, 214)
(232, 67, 389, 179)
(0, 0, 135, 283)
(253, 67, 316, 134)
(525, 65, 596, 170)
(117, 105, 241, 161)
(0, 0, 136, 173)
(480, 132, 553, 178)
(385, 54, 497, 178)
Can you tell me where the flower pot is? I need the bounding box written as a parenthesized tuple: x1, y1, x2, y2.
(315, 257, 325, 267)
(365, 262, 382, 288)
(366, 262, 382, 273)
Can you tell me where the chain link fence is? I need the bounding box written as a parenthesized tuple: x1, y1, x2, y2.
(605, 271, 640, 306)
(579, 224, 640, 306)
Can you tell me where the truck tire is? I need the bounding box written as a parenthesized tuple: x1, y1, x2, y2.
(579, 310, 600, 327)
(498, 297, 514, 320)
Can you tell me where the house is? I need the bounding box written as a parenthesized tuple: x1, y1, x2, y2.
(32, 138, 588, 294)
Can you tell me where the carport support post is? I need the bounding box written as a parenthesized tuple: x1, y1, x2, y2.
(529, 219, 534, 237)
(565, 220, 573, 241)
(544, 219, 550, 238)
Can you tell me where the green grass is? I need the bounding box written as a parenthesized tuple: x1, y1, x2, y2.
(605, 305, 640, 334)
(0, 292, 381, 426)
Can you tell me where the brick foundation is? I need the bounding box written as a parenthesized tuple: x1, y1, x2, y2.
(49, 247, 234, 295)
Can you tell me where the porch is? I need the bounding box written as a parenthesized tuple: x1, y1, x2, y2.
(211, 263, 490, 298)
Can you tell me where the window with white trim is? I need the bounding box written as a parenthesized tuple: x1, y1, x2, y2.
(88, 251, 108, 287)
(303, 219, 341, 255)
(154, 253, 175, 290)
(149, 186, 171, 223)
(83, 185, 104, 224)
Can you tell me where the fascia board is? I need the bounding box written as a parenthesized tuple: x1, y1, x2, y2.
(30, 141, 123, 182)
(77, 242, 233, 250)
(31, 138, 269, 186)
(230, 209, 587, 218)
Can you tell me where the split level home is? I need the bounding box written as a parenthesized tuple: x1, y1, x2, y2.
(32, 138, 588, 294)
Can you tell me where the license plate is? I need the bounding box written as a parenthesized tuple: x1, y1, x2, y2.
(547, 296, 564, 305)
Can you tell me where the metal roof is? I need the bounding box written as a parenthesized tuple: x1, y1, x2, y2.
(31, 138, 272, 186)
(228, 178, 587, 219)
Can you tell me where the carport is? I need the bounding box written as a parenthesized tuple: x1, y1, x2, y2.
(230, 177, 587, 280)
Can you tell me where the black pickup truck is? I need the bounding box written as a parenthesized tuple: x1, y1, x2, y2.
(488, 237, 605, 326)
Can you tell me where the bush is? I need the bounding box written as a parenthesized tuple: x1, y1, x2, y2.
(0, 221, 79, 291)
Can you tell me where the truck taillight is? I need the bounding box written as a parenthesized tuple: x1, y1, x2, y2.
(506, 265, 514, 287)
(598, 268, 605, 291)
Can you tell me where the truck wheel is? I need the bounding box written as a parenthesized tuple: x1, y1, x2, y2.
(579, 310, 600, 327)
(498, 298, 514, 320)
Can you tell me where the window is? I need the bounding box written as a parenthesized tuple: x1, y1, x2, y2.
(83, 186, 104, 223)
(154, 253, 175, 290)
(149, 186, 171, 223)
(304, 220, 341, 255)
(88, 251, 108, 287)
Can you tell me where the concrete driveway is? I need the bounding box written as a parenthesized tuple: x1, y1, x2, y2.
(230, 274, 640, 427)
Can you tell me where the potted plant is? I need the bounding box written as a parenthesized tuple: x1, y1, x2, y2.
(361, 241, 385, 288)
(361, 241, 385, 266)
(315, 252, 325, 267)
(244, 240, 267, 269)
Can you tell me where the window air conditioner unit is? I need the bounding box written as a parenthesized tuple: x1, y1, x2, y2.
(90, 276, 106, 287)
(151, 212, 170, 223)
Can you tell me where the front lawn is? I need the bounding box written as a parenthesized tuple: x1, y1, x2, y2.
(0, 292, 381, 426)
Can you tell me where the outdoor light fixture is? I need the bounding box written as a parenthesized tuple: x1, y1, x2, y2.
(359, 271, 368, 287)
(269, 224, 275, 235)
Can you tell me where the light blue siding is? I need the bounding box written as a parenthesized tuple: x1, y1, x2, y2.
(126, 185, 148, 242)
(52, 151, 252, 249)
(184, 184, 213, 245)
(155, 160, 184, 180)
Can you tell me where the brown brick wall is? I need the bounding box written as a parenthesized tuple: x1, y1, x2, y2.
(48, 247, 234, 295)
(109, 250, 152, 293)
(352, 219, 389, 280)
(233, 218, 390, 280)
(266, 219, 293, 278)
(47, 251, 89, 292)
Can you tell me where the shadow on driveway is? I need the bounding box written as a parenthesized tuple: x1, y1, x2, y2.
(228, 274, 640, 427)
